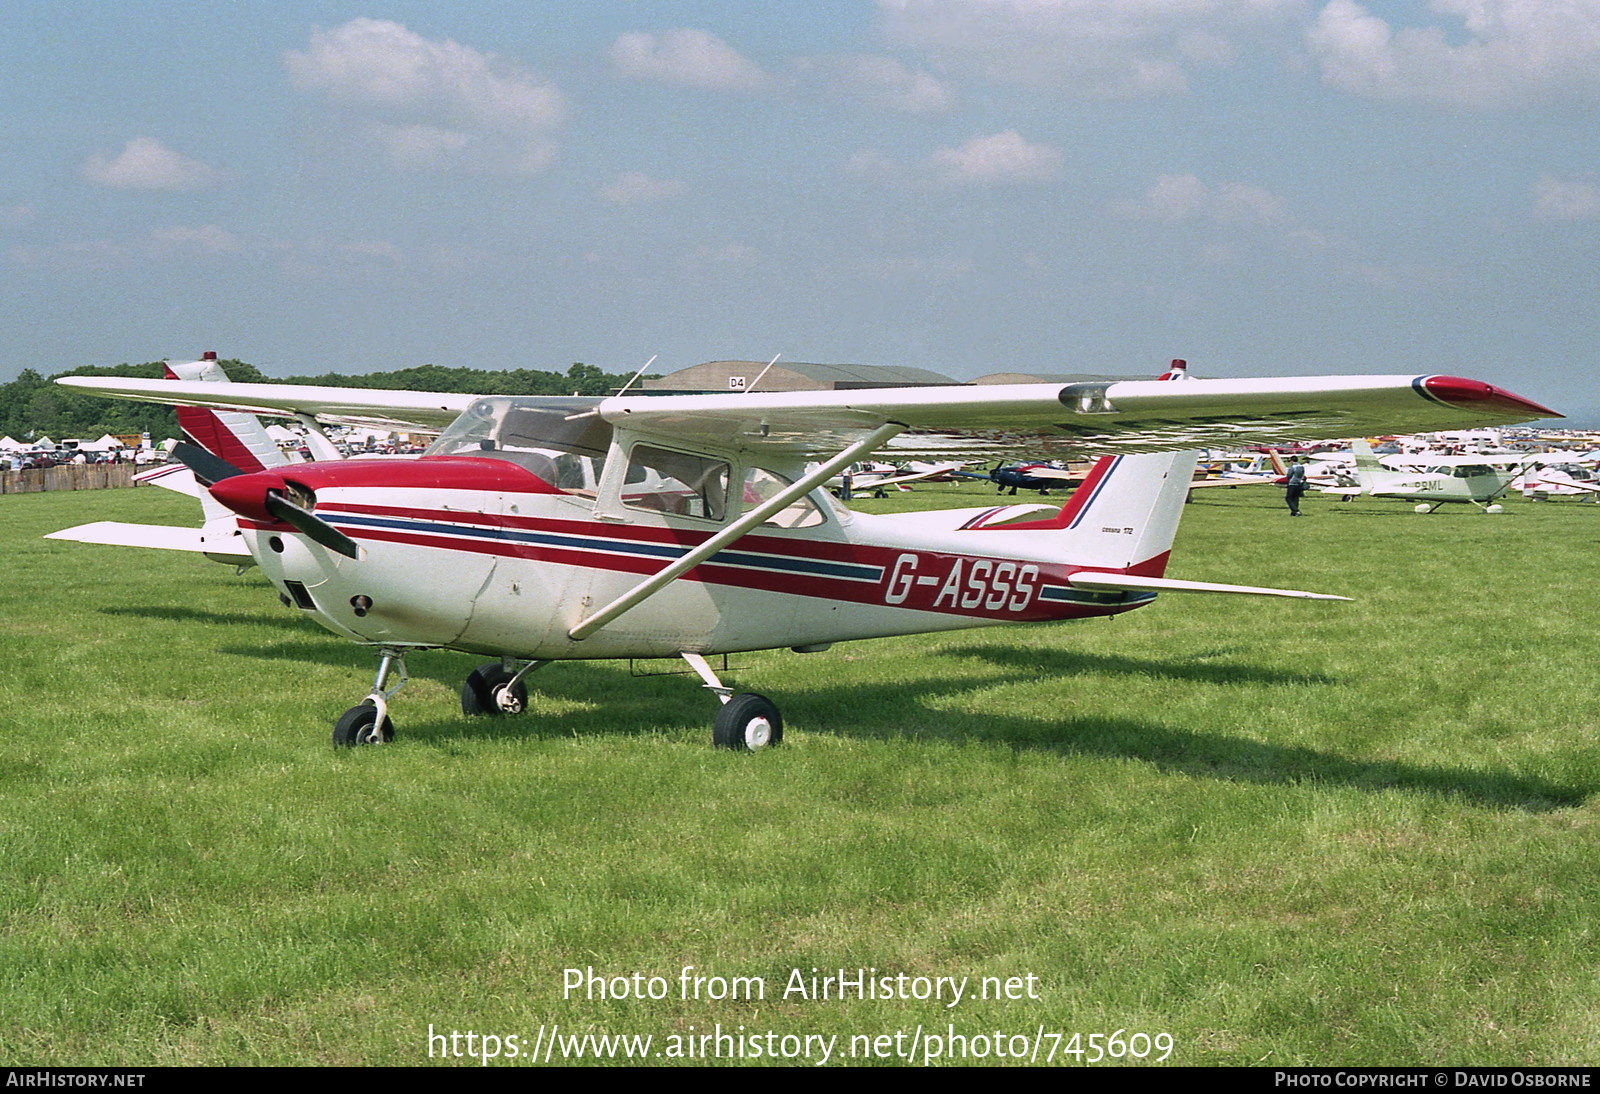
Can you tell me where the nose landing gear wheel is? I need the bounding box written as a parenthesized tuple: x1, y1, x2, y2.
(332, 702, 394, 747)
(712, 693, 783, 751)
(461, 663, 530, 717)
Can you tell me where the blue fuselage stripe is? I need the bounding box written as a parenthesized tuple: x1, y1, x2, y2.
(324, 512, 884, 581)
(1067, 457, 1123, 530)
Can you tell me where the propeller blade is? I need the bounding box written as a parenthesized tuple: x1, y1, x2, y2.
(172, 441, 244, 486)
(263, 490, 361, 559)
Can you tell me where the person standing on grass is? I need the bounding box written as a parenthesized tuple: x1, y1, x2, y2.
(1285, 456, 1307, 516)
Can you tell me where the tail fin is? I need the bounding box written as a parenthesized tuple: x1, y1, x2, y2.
(1350, 438, 1384, 490)
(164, 352, 291, 473)
(1054, 451, 1199, 573)
(990, 451, 1199, 574)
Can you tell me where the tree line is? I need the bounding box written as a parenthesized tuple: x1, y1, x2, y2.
(0, 360, 640, 443)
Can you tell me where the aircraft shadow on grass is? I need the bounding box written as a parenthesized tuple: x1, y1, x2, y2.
(101, 604, 316, 633)
(780, 672, 1587, 814)
(203, 636, 1583, 812)
(944, 644, 1337, 687)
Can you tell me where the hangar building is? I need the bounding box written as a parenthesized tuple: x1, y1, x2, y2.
(641, 360, 959, 394)
(969, 372, 1132, 385)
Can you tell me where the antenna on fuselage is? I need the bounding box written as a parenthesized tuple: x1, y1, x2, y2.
(614, 354, 659, 397)
(745, 354, 781, 394)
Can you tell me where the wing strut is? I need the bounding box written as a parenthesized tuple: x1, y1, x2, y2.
(567, 422, 905, 641)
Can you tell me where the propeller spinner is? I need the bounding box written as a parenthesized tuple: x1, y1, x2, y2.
(175, 445, 362, 560)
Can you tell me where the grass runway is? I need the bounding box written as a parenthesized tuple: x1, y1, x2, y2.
(2, 482, 1597, 1066)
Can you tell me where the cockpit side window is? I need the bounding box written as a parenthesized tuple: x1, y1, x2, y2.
(623, 445, 730, 521)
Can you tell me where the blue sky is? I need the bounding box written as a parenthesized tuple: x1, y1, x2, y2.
(2, 1, 1596, 418)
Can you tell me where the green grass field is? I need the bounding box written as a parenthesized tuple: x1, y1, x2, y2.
(2, 482, 1598, 1067)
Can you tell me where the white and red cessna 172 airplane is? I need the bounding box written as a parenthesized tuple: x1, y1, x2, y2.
(52, 358, 1557, 749)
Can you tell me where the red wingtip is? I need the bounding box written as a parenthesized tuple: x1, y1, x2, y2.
(1420, 376, 1561, 420)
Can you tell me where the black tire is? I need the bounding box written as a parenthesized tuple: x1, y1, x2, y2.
(461, 663, 529, 717)
(712, 693, 782, 751)
(332, 702, 394, 747)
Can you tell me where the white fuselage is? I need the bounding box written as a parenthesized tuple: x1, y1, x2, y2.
(244, 466, 1158, 661)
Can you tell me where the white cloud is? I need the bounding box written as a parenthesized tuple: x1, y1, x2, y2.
(376, 125, 472, 169)
(599, 172, 686, 206)
(930, 130, 1063, 184)
(1533, 175, 1600, 220)
(285, 18, 565, 174)
(1109, 174, 1290, 225)
(684, 242, 761, 269)
(1210, 181, 1292, 225)
(609, 29, 767, 90)
(6, 225, 409, 276)
(853, 131, 1062, 187)
(1110, 173, 1210, 221)
(850, 253, 975, 281)
(7, 239, 124, 271)
(816, 55, 954, 112)
(268, 236, 408, 279)
(81, 138, 220, 191)
(1307, 0, 1600, 106)
(333, 239, 405, 265)
(878, 0, 1303, 96)
(148, 225, 243, 254)
(844, 149, 902, 182)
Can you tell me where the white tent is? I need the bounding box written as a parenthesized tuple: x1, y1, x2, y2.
(0, 436, 23, 451)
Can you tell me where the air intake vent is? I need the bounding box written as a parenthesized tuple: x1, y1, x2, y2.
(282, 580, 316, 610)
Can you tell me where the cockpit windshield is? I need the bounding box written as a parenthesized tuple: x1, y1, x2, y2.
(426, 396, 614, 493)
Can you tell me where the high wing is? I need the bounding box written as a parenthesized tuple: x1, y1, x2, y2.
(596, 375, 1557, 457)
(53, 376, 482, 432)
(56, 371, 1558, 458)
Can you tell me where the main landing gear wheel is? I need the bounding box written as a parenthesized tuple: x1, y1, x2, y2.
(713, 693, 783, 751)
(461, 663, 529, 717)
(332, 702, 394, 747)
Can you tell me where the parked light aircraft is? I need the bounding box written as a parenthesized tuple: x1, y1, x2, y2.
(828, 460, 967, 498)
(1321, 439, 1521, 511)
(1520, 467, 1600, 499)
(51, 360, 1556, 748)
(960, 460, 1086, 495)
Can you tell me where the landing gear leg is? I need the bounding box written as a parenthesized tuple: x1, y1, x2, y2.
(333, 647, 407, 747)
(681, 652, 783, 751)
(461, 658, 548, 716)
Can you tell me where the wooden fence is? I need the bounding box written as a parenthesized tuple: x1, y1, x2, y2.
(0, 463, 142, 494)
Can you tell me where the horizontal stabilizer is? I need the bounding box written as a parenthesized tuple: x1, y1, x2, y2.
(47, 521, 205, 551)
(45, 521, 251, 565)
(1067, 572, 1350, 601)
(134, 463, 204, 497)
